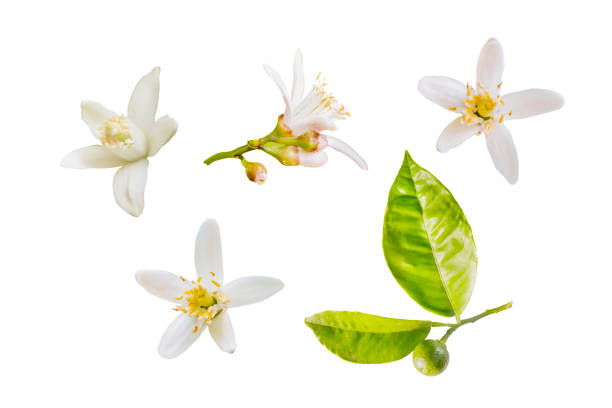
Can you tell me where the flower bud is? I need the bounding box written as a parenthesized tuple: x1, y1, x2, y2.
(297, 132, 327, 152)
(269, 115, 295, 141)
(242, 160, 267, 184)
(262, 142, 300, 166)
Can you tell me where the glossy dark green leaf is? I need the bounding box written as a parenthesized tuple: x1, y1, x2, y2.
(305, 311, 432, 364)
(383, 151, 477, 318)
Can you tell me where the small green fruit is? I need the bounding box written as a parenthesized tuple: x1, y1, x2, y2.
(412, 340, 449, 376)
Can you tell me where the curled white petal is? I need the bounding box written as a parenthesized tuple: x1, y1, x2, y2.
(437, 118, 479, 153)
(135, 269, 190, 303)
(209, 312, 236, 354)
(326, 135, 368, 170)
(502, 89, 564, 120)
(61, 145, 127, 169)
(263, 63, 291, 119)
(148, 115, 178, 157)
(224, 276, 284, 308)
(81, 100, 116, 139)
(486, 124, 518, 184)
(418, 76, 466, 112)
(158, 313, 204, 359)
(112, 158, 149, 217)
(298, 150, 328, 168)
(194, 219, 224, 285)
(128, 67, 160, 136)
(291, 49, 305, 105)
(476, 38, 504, 92)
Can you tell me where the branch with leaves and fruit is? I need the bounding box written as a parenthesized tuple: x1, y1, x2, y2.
(305, 151, 512, 376)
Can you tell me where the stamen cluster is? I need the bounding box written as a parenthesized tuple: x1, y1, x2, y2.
(173, 275, 229, 332)
(99, 115, 134, 149)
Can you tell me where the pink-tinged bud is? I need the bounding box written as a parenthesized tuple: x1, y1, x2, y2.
(297, 132, 327, 152)
(269, 115, 295, 141)
(262, 142, 300, 166)
(243, 161, 267, 184)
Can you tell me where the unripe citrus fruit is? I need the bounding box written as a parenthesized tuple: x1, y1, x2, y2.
(412, 340, 449, 376)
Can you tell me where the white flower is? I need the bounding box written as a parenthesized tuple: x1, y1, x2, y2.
(418, 38, 564, 184)
(61, 67, 178, 216)
(135, 219, 284, 358)
(263, 49, 368, 170)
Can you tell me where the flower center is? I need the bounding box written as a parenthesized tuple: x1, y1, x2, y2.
(99, 115, 134, 149)
(452, 82, 507, 135)
(173, 276, 229, 332)
(470, 93, 497, 119)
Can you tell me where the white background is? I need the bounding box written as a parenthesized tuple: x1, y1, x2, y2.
(1, 1, 610, 406)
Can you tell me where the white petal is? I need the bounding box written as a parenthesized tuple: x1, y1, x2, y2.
(158, 314, 205, 359)
(209, 312, 236, 354)
(298, 150, 328, 168)
(112, 159, 149, 217)
(291, 49, 305, 105)
(147, 116, 178, 157)
(81, 100, 116, 138)
(436, 118, 479, 153)
(194, 219, 224, 285)
(61, 145, 127, 169)
(417, 76, 466, 111)
(128, 67, 160, 136)
(486, 124, 519, 184)
(502, 89, 564, 120)
(135, 269, 190, 302)
(224, 276, 284, 308)
(476, 38, 504, 92)
(290, 116, 337, 136)
(326, 135, 368, 170)
(263, 63, 291, 119)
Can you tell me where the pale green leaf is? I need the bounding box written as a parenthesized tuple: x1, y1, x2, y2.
(305, 311, 432, 364)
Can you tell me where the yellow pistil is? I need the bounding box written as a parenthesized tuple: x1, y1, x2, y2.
(461, 82, 505, 135)
(99, 115, 134, 149)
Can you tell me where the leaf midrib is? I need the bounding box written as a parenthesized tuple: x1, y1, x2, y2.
(305, 319, 430, 334)
(406, 158, 459, 319)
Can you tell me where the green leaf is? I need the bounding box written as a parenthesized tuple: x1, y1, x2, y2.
(383, 151, 477, 318)
(305, 311, 432, 364)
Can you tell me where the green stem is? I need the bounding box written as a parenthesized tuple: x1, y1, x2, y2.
(203, 132, 276, 166)
(439, 301, 513, 343)
(204, 144, 254, 165)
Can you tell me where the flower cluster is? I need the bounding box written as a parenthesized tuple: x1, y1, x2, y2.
(203, 50, 367, 184)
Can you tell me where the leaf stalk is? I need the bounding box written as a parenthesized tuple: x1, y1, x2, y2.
(438, 301, 513, 343)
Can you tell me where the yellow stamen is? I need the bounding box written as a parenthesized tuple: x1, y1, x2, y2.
(310, 74, 351, 118)
(99, 115, 134, 149)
